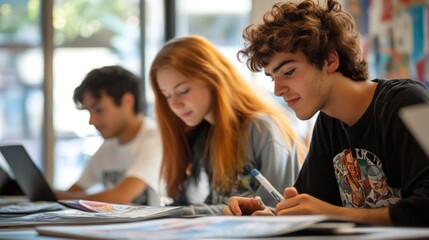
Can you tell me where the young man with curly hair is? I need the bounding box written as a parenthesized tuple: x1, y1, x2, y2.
(224, 0, 429, 227)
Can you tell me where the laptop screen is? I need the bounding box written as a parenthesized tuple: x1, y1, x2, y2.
(0, 145, 57, 202)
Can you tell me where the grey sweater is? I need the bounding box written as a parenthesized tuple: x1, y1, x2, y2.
(172, 113, 301, 215)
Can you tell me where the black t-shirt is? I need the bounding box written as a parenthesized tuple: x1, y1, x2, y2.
(294, 79, 429, 226)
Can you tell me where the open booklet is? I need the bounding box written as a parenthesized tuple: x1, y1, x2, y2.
(36, 215, 354, 239)
(0, 199, 182, 227)
(57, 199, 149, 213)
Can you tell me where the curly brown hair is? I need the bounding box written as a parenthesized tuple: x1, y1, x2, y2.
(239, 0, 368, 81)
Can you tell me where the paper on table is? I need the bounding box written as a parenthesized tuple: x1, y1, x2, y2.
(36, 215, 342, 239)
(58, 199, 144, 213)
(0, 205, 182, 227)
(0, 201, 64, 214)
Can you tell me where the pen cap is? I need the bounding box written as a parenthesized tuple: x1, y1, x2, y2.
(251, 169, 260, 177)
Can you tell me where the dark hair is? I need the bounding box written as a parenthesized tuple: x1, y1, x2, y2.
(239, 0, 368, 81)
(73, 65, 141, 114)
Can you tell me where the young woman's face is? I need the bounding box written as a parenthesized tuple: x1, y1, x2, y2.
(156, 66, 214, 126)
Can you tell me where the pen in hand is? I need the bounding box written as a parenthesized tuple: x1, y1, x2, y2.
(251, 169, 285, 203)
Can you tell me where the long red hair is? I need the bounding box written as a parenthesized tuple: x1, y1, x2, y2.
(150, 35, 306, 197)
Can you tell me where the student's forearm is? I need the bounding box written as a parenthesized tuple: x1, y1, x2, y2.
(338, 207, 391, 226)
(57, 188, 135, 204)
(55, 190, 86, 200)
(59, 177, 146, 204)
(67, 183, 84, 192)
(78, 189, 136, 204)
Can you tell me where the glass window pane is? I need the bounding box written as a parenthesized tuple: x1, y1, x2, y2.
(0, 1, 43, 171)
(144, 0, 165, 117)
(176, 0, 252, 82)
(53, 0, 142, 189)
(177, 0, 250, 45)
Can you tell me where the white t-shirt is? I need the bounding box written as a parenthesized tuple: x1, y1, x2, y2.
(76, 117, 163, 206)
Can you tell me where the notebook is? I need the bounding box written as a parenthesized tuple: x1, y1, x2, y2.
(0, 145, 57, 202)
(399, 103, 429, 158)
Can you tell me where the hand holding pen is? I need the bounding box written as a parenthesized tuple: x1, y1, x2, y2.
(224, 169, 334, 217)
(250, 169, 285, 203)
(224, 195, 274, 216)
(250, 169, 306, 215)
(223, 169, 283, 216)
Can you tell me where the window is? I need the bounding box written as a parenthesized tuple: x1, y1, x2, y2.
(175, 0, 251, 77)
(52, 0, 151, 189)
(0, 0, 165, 190)
(0, 0, 44, 170)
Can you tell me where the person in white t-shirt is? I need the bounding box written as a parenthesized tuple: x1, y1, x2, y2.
(56, 66, 163, 205)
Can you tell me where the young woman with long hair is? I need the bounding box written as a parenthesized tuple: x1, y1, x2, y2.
(150, 35, 306, 214)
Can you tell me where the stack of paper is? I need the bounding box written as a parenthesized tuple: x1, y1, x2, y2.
(0, 200, 182, 227)
(36, 215, 346, 239)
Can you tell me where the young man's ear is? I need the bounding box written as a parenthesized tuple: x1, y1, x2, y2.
(326, 50, 339, 74)
(121, 92, 135, 109)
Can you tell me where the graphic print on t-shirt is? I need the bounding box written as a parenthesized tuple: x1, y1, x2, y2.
(101, 170, 148, 204)
(102, 171, 125, 189)
(333, 149, 401, 208)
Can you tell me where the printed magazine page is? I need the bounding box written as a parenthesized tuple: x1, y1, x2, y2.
(58, 199, 147, 214)
(36, 215, 336, 239)
(0, 204, 182, 227)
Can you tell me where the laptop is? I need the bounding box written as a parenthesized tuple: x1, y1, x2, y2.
(0, 145, 57, 202)
(399, 103, 429, 158)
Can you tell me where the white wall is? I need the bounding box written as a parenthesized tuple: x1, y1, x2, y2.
(251, 0, 280, 24)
